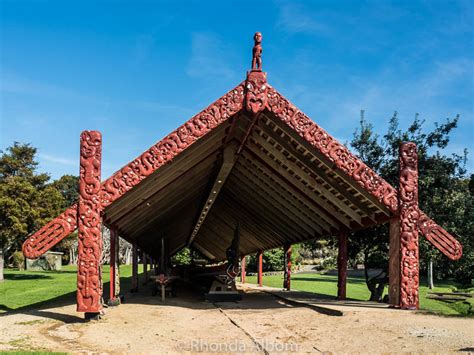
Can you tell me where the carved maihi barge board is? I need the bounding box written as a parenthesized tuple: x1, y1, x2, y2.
(22, 39, 462, 264)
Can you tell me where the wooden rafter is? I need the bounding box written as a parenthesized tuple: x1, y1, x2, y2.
(187, 143, 239, 246)
(249, 130, 364, 225)
(255, 119, 378, 222)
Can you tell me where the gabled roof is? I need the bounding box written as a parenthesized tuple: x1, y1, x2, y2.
(23, 72, 462, 262)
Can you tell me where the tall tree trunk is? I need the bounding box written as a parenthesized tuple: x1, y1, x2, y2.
(428, 259, 434, 289)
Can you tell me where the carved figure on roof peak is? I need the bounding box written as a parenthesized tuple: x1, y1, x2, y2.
(252, 32, 263, 71)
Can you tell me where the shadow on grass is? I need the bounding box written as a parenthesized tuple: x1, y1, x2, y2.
(4, 273, 53, 280)
(0, 273, 135, 323)
(286, 276, 367, 285)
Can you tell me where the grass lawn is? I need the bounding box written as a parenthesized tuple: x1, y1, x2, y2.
(1, 267, 471, 317)
(246, 273, 473, 317)
(0, 265, 138, 313)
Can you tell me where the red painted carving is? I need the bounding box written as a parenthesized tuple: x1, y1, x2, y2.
(77, 130, 103, 313)
(264, 86, 462, 260)
(266, 86, 399, 214)
(399, 142, 419, 310)
(100, 84, 244, 205)
(245, 71, 268, 114)
(252, 32, 263, 70)
(22, 84, 245, 259)
(21, 40, 462, 264)
(22, 205, 78, 259)
(418, 213, 462, 260)
(337, 232, 348, 300)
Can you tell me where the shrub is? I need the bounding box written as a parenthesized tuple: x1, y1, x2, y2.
(12, 251, 25, 270)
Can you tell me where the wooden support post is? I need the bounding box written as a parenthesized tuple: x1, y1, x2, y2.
(283, 243, 292, 291)
(143, 252, 148, 284)
(398, 142, 420, 310)
(77, 131, 103, 317)
(108, 227, 120, 306)
(240, 256, 246, 283)
(257, 251, 263, 287)
(131, 245, 138, 292)
(389, 217, 400, 306)
(337, 231, 348, 300)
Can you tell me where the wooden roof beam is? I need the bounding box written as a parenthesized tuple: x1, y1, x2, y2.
(187, 142, 239, 246)
(249, 132, 364, 226)
(255, 120, 378, 222)
(236, 159, 333, 233)
(243, 141, 353, 228)
(231, 166, 324, 235)
(266, 114, 391, 216)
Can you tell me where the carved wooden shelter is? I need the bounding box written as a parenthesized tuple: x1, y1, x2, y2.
(22, 33, 462, 317)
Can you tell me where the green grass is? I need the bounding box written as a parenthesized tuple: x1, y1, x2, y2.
(0, 265, 136, 312)
(1, 267, 471, 317)
(246, 273, 473, 317)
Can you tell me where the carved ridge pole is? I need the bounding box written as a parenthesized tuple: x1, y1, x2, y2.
(337, 231, 348, 300)
(399, 142, 420, 310)
(77, 131, 103, 316)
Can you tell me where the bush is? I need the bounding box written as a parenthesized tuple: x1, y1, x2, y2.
(12, 251, 25, 270)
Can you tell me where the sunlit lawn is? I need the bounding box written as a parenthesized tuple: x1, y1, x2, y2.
(246, 273, 473, 317)
(0, 265, 137, 312)
(1, 266, 471, 317)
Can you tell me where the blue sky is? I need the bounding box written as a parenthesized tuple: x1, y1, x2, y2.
(1, 0, 473, 179)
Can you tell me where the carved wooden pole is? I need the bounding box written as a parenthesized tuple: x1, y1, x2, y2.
(399, 142, 420, 310)
(388, 217, 401, 306)
(283, 243, 292, 291)
(257, 251, 263, 287)
(240, 256, 246, 283)
(143, 252, 148, 284)
(337, 231, 348, 300)
(131, 245, 138, 292)
(77, 131, 103, 317)
(108, 226, 120, 306)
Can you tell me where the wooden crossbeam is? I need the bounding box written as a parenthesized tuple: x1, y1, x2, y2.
(187, 143, 239, 246)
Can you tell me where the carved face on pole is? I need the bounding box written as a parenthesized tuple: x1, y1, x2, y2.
(245, 71, 268, 114)
(254, 32, 262, 44)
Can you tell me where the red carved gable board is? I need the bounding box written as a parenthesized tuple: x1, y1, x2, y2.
(22, 78, 462, 261)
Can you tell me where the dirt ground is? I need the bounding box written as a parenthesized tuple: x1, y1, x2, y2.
(0, 283, 472, 354)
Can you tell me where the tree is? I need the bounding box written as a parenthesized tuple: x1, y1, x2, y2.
(53, 175, 79, 264)
(349, 111, 472, 300)
(0, 143, 65, 280)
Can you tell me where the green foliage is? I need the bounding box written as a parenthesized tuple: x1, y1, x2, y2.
(349, 111, 472, 284)
(11, 251, 25, 270)
(0, 143, 66, 253)
(171, 247, 191, 265)
(52, 175, 79, 207)
(246, 245, 301, 272)
(0, 142, 79, 276)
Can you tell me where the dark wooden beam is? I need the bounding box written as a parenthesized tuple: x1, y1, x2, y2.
(187, 143, 239, 246)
